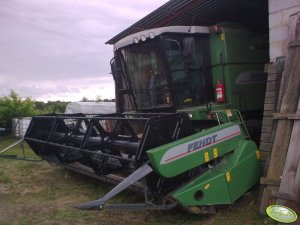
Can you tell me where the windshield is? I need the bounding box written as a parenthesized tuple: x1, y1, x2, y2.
(162, 34, 213, 107)
(118, 34, 213, 111)
(121, 40, 171, 109)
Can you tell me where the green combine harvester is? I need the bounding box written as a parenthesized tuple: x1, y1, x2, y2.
(22, 23, 268, 210)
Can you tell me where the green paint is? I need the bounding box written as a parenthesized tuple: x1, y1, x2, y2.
(147, 122, 243, 178)
(146, 107, 261, 207)
(170, 140, 260, 206)
(209, 22, 268, 112)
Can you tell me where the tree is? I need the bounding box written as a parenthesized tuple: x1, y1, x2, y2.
(45, 101, 69, 113)
(0, 90, 35, 129)
(34, 101, 69, 114)
(95, 95, 102, 102)
(80, 96, 90, 102)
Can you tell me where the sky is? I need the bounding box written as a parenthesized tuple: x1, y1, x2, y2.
(0, 0, 169, 102)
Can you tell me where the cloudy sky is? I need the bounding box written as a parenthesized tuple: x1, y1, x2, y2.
(0, 0, 169, 101)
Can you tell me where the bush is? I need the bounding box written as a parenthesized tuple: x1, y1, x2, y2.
(0, 90, 35, 130)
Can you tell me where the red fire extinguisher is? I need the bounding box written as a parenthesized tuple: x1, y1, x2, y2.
(215, 80, 225, 103)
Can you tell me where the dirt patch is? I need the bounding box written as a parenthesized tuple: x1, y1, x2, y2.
(0, 203, 16, 225)
(0, 184, 10, 195)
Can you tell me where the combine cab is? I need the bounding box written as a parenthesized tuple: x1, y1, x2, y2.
(22, 23, 268, 210)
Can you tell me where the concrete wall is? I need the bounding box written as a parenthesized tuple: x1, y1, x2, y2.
(269, 0, 300, 61)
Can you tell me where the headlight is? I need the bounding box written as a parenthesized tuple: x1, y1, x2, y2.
(140, 35, 146, 41)
(149, 32, 155, 39)
(133, 36, 139, 43)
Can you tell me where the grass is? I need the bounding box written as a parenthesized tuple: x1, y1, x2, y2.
(0, 135, 277, 225)
(0, 170, 11, 183)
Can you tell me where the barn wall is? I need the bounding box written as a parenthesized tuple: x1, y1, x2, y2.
(269, 0, 300, 61)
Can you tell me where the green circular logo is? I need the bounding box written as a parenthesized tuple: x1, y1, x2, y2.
(266, 205, 298, 223)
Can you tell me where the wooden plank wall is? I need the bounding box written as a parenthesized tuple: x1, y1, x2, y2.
(277, 98, 300, 212)
(259, 64, 280, 166)
(259, 12, 300, 218)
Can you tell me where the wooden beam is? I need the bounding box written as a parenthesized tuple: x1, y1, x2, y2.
(259, 142, 272, 151)
(273, 113, 300, 120)
(289, 40, 300, 48)
(277, 97, 300, 207)
(260, 12, 300, 213)
(260, 177, 280, 186)
(272, 192, 299, 203)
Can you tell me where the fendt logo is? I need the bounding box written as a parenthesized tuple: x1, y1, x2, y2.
(187, 134, 217, 152)
(160, 125, 241, 165)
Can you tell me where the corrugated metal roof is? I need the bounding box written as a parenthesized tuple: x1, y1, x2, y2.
(106, 0, 268, 45)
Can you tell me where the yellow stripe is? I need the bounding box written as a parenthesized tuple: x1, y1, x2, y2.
(204, 152, 209, 162)
(213, 148, 218, 158)
(226, 171, 231, 182)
